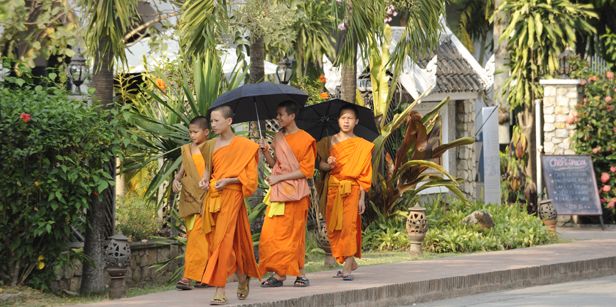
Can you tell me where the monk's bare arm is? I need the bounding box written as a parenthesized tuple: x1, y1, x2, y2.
(273, 170, 305, 182)
(173, 165, 185, 193)
(262, 148, 276, 168)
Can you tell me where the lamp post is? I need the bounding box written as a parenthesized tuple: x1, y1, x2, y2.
(558, 48, 574, 78)
(68, 49, 88, 95)
(276, 57, 294, 85)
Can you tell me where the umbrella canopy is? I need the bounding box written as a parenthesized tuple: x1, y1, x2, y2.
(296, 99, 380, 141)
(209, 82, 308, 125)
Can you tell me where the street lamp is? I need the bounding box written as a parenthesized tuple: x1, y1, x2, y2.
(276, 57, 294, 85)
(357, 71, 372, 93)
(558, 48, 575, 78)
(68, 48, 88, 95)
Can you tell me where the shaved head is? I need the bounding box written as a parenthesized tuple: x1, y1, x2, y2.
(189, 116, 209, 129)
(211, 105, 234, 119)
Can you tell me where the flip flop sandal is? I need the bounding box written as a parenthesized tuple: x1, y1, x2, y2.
(342, 274, 354, 281)
(237, 277, 250, 300)
(260, 275, 283, 287)
(176, 280, 192, 290)
(194, 282, 210, 288)
(294, 276, 310, 287)
(333, 270, 344, 278)
(209, 294, 228, 305)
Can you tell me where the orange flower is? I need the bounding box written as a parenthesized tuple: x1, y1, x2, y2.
(318, 74, 326, 83)
(155, 78, 167, 91)
(319, 92, 330, 100)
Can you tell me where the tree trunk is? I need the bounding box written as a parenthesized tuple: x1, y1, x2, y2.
(249, 36, 265, 83)
(492, 0, 508, 106)
(341, 61, 356, 103)
(81, 49, 115, 296)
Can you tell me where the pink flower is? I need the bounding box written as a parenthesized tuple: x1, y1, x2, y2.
(611, 166, 616, 173)
(601, 172, 611, 183)
(608, 105, 615, 112)
(607, 71, 614, 80)
(601, 198, 607, 203)
(20, 113, 31, 123)
(566, 113, 577, 125)
(337, 22, 347, 31)
(602, 185, 611, 193)
(592, 146, 602, 154)
(589, 75, 598, 82)
(608, 200, 616, 209)
(606, 96, 613, 103)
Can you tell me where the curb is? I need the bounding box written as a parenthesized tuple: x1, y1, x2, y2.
(236, 256, 616, 307)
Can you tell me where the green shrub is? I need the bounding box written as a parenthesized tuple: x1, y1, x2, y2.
(0, 82, 128, 286)
(424, 199, 555, 253)
(363, 198, 555, 253)
(571, 69, 616, 222)
(116, 194, 160, 241)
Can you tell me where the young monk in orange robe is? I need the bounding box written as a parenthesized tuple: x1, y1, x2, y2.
(172, 116, 212, 290)
(258, 101, 316, 288)
(198, 106, 261, 305)
(319, 104, 373, 281)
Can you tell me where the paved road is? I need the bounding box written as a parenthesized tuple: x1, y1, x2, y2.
(416, 275, 616, 307)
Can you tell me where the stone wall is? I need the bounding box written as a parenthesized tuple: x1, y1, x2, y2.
(50, 240, 182, 294)
(540, 79, 580, 155)
(455, 100, 477, 198)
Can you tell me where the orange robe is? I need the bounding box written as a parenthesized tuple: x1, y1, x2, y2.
(201, 137, 261, 287)
(258, 130, 316, 277)
(182, 149, 209, 282)
(325, 137, 373, 264)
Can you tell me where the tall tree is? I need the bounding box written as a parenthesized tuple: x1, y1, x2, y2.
(497, 0, 595, 207)
(79, 0, 138, 295)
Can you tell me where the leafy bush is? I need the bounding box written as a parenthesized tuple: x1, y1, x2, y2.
(362, 198, 555, 253)
(424, 199, 555, 253)
(0, 82, 128, 286)
(572, 70, 616, 221)
(116, 193, 160, 241)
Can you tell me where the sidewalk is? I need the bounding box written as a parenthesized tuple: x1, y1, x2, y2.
(70, 236, 616, 307)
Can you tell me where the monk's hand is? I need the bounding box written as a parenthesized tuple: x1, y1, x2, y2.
(215, 178, 228, 190)
(198, 178, 209, 191)
(327, 156, 336, 169)
(359, 191, 366, 215)
(258, 139, 270, 152)
(172, 178, 182, 193)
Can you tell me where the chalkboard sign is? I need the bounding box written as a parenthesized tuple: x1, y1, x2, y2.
(542, 155, 602, 215)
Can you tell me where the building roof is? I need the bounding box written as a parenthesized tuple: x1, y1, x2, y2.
(416, 38, 485, 94)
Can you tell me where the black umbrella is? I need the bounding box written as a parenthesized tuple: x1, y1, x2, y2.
(296, 99, 379, 141)
(209, 82, 308, 138)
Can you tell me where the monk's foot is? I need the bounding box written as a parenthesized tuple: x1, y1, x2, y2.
(293, 276, 310, 287)
(176, 278, 192, 290)
(210, 291, 228, 305)
(194, 282, 210, 288)
(237, 277, 250, 300)
(260, 275, 284, 287)
(351, 258, 359, 271)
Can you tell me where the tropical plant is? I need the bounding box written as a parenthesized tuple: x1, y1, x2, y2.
(0, 81, 128, 287)
(291, 0, 336, 78)
(369, 97, 474, 218)
(450, 0, 494, 63)
(121, 51, 246, 202)
(495, 0, 596, 209)
(177, 0, 227, 60)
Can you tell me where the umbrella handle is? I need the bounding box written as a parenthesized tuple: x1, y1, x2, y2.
(254, 100, 264, 139)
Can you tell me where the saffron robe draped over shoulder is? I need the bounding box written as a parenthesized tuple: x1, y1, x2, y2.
(325, 137, 373, 264)
(179, 143, 211, 281)
(258, 130, 316, 277)
(201, 136, 261, 287)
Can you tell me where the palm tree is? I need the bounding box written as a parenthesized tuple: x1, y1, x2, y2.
(79, 0, 138, 295)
